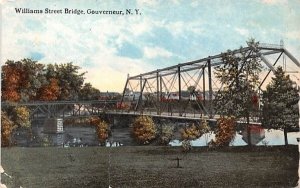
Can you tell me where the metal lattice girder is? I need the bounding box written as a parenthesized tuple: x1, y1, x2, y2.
(122, 43, 300, 117)
(1, 100, 119, 119)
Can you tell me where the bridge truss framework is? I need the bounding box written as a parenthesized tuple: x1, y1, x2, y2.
(121, 43, 300, 118)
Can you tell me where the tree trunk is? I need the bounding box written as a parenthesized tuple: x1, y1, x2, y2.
(247, 115, 252, 146)
(284, 128, 288, 146)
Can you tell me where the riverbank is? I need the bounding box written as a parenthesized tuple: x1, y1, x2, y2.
(1, 146, 298, 187)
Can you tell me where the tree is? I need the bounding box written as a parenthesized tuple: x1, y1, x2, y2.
(38, 78, 60, 101)
(79, 83, 100, 100)
(199, 118, 211, 145)
(12, 106, 31, 128)
(1, 111, 15, 147)
(262, 67, 299, 145)
(158, 124, 174, 145)
(2, 60, 23, 102)
(2, 59, 46, 102)
(96, 120, 110, 146)
(214, 39, 262, 146)
(54, 63, 85, 100)
(132, 116, 156, 144)
(215, 116, 236, 147)
(180, 124, 202, 140)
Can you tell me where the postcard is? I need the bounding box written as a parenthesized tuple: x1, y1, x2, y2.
(1, 0, 299, 187)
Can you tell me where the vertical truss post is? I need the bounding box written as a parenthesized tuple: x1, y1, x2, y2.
(208, 59, 213, 118)
(178, 66, 182, 116)
(160, 76, 163, 99)
(202, 66, 206, 107)
(140, 76, 143, 94)
(135, 79, 147, 112)
(120, 78, 129, 106)
(178, 66, 182, 101)
(156, 71, 160, 115)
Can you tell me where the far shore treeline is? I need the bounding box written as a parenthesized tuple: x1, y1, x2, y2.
(1, 59, 102, 146)
(1, 58, 101, 102)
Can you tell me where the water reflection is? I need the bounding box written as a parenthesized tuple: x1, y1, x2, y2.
(170, 129, 299, 146)
(13, 124, 299, 147)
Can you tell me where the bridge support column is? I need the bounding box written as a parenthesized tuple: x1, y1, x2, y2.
(178, 66, 182, 116)
(156, 71, 161, 115)
(135, 78, 147, 112)
(208, 59, 213, 118)
(202, 66, 206, 110)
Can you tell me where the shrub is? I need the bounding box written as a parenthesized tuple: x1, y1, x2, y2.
(159, 124, 174, 145)
(95, 120, 110, 146)
(132, 116, 156, 144)
(1, 111, 15, 147)
(182, 140, 192, 152)
(215, 116, 236, 146)
(180, 124, 202, 140)
(199, 118, 212, 145)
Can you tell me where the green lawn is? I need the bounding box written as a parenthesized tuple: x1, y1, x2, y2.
(1, 146, 299, 188)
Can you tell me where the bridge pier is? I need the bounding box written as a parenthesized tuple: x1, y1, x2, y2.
(43, 118, 64, 133)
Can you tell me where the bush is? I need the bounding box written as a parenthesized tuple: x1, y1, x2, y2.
(180, 124, 202, 140)
(158, 124, 174, 145)
(199, 118, 212, 145)
(1, 111, 15, 147)
(132, 116, 156, 145)
(95, 120, 110, 146)
(215, 116, 236, 146)
(182, 140, 192, 152)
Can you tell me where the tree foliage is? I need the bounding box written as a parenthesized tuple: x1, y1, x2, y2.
(1, 106, 31, 146)
(132, 116, 156, 144)
(1, 59, 94, 102)
(79, 83, 101, 100)
(180, 124, 202, 140)
(12, 106, 31, 128)
(215, 117, 236, 147)
(2, 59, 46, 102)
(214, 39, 262, 117)
(96, 120, 110, 146)
(262, 67, 299, 145)
(214, 39, 262, 146)
(53, 63, 85, 100)
(38, 78, 60, 101)
(158, 124, 174, 145)
(1, 111, 15, 147)
(89, 117, 110, 146)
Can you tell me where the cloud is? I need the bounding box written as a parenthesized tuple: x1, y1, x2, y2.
(261, 0, 288, 5)
(143, 46, 173, 59)
(235, 28, 250, 37)
(1, 0, 300, 92)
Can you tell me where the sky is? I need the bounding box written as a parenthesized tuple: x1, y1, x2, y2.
(1, 0, 300, 92)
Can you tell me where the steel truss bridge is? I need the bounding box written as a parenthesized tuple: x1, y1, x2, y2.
(120, 42, 300, 119)
(2, 43, 300, 122)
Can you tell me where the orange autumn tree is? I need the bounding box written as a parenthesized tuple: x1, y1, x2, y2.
(180, 124, 202, 140)
(38, 78, 60, 101)
(96, 120, 110, 146)
(1, 111, 16, 147)
(2, 62, 23, 102)
(89, 117, 110, 146)
(215, 116, 236, 146)
(132, 116, 156, 145)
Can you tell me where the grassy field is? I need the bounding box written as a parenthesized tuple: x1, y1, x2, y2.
(1, 146, 299, 188)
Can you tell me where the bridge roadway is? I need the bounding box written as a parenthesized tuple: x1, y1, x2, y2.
(105, 110, 261, 125)
(2, 100, 261, 125)
(1, 100, 260, 124)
